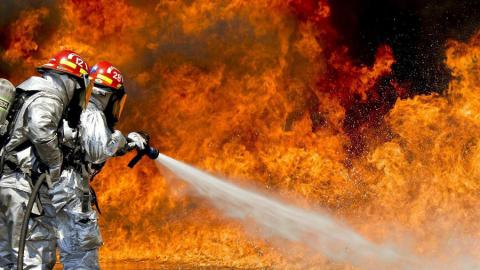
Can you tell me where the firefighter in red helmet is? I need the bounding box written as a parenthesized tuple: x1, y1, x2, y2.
(0, 50, 92, 269)
(50, 61, 146, 269)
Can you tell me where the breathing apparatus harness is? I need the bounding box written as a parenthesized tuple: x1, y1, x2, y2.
(0, 89, 38, 175)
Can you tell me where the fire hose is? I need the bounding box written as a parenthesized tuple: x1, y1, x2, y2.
(17, 173, 47, 270)
(17, 136, 159, 269)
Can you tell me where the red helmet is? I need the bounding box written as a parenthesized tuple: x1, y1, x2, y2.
(89, 61, 124, 90)
(37, 50, 89, 79)
(38, 50, 92, 113)
(89, 61, 127, 121)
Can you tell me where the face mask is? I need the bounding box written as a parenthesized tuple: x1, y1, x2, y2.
(64, 74, 92, 128)
(111, 93, 127, 121)
(92, 85, 127, 122)
(78, 74, 93, 111)
(91, 86, 113, 111)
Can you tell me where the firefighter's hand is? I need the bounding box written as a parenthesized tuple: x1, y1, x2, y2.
(127, 132, 147, 151)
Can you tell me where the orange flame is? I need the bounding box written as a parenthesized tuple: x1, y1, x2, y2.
(2, 0, 480, 268)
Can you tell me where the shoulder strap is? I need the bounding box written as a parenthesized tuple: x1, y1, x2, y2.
(0, 91, 42, 174)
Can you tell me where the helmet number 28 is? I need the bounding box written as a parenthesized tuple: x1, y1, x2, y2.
(112, 71, 123, 82)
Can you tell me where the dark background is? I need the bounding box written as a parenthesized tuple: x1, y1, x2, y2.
(329, 0, 480, 94)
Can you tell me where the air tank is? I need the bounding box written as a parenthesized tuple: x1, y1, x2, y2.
(0, 79, 16, 136)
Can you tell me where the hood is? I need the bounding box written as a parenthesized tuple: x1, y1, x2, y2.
(17, 76, 70, 110)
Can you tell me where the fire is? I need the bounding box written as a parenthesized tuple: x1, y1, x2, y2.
(361, 33, 480, 262)
(2, 8, 49, 63)
(2, 0, 480, 268)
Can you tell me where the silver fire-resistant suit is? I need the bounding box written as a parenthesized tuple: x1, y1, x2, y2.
(49, 91, 129, 270)
(0, 73, 80, 269)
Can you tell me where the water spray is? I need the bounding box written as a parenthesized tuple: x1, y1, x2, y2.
(94, 138, 431, 269)
(14, 134, 440, 269)
(154, 154, 434, 270)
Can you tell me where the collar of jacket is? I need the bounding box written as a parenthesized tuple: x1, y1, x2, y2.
(17, 76, 68, 110)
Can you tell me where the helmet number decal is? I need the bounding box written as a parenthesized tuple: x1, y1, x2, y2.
(76, 57, 84, 67)
(112, 71, 123, 82)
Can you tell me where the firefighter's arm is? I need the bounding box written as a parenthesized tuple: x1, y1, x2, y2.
(107, 129, 127, 155)
(26, 96, 63, 181)
(80, 109, 126, 164)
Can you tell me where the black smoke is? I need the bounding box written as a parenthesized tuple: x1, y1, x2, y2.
(329, 0, 480, 94)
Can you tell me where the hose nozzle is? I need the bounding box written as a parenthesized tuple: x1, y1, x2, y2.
(127, 132, 160, 168)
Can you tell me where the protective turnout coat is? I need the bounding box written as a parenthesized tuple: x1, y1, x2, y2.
(0, 76, 72, 270)
(50, 100, 125, 270)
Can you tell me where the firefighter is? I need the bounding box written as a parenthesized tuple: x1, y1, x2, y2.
(0, 50, 92, 269)
(49, 61, 146, 269)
